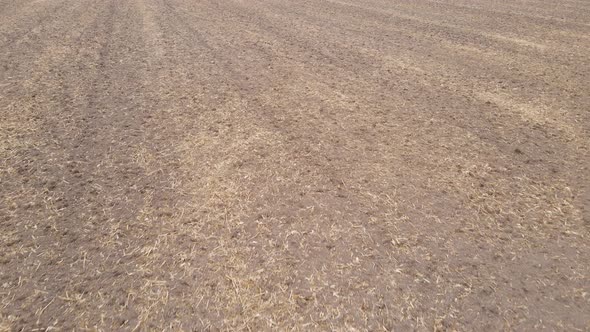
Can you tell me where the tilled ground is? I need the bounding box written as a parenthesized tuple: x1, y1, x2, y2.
(1, 0, 589, 330)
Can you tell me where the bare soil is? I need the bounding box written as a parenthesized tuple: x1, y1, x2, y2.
(1, 0, 589, 330)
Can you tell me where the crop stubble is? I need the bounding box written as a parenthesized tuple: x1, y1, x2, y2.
(0, 0, 589, 330)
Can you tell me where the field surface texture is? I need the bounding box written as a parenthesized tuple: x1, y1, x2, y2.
(1, 0, 589, 330)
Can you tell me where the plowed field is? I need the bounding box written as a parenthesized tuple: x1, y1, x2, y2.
(1, 0, 589, 330)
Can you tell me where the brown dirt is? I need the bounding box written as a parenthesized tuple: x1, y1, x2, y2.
(1, 0, 589, 330)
